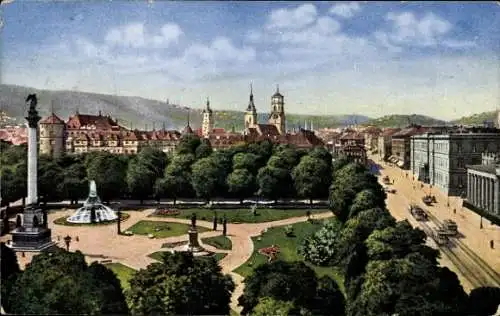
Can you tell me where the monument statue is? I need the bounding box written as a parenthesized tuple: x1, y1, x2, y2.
(212, 214, 217, 231)
(191, 213, 197, 228)
(10, 93, 55, 251)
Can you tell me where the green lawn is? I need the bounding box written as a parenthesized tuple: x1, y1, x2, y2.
(127, 220, 208, 238)
(233, 220, 345, 293)
(202, 235, 232, 250)
(104, 263, 136, 290)
(152, 208, 329, 223)
(149, 251, 227, 262)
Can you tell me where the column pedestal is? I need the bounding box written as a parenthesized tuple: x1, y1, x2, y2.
(184, 228, 205, 253)
(11, 205, 55, 252)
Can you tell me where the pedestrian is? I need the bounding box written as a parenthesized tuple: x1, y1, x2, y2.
(490, 240, 494, 249)
(453, 208, 456, 214)
(76, 236, 79, 242)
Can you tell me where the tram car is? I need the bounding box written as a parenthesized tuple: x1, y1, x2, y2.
(409, 204, 428, 221)
(440, 219, 458, 236)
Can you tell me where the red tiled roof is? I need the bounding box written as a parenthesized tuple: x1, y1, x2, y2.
(66, 114, 119, 130)
(381, 128, 402, 137)
(40, 113, 65, 124)
(257, 124, 280, 136)
(183, 125, 193, 134)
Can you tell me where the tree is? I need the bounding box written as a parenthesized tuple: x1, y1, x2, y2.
(61, 162, 87, 204)
(348, 253, 468, 316)
(191, 157, 224, 202)
(86, 152, 127, 202)
(136, 147, 168, 178)
(292, 155, 330, 203)
(176, 134, 201, 155)
(308, 147, 333, 172)
(1, 242, 20, 313)
(329, 164, 385, 222)
(232, 152, 260, 174)
(365, 220, 439, 265)
(312, 276, 346, 316)
(300, 219, 342, 266)
(348, 189, 386, 219)
(162, 154, 196, 200)
(86, 262, 130, 314)
(252, 297, 296, 316)
(127, 158, 156, 204)
(238, 261, 344, 316)
(8, 249, 128, 315)
(38, 158, 65, 203)
(0, 167, 25, 206)
(331, 155, 351, 177)
(127, 251, 234, 316)
(467, 286, 500, 316)
(257, 166, 290, 202)
(195, 138, 213, 159)
(227, 168, 255, 203)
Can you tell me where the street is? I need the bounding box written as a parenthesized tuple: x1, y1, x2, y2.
(370, 156, 500, 292)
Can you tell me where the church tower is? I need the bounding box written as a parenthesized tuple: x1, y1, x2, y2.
(201, 97, 214, 138)
(268, 84, 285, 134)
(244, 84, 258, 130)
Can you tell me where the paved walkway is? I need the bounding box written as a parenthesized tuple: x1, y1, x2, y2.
(3, 209, 333, 313)
(370, 156, 500, 291)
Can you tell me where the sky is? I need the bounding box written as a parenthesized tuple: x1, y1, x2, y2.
(1, 1, 499, 120)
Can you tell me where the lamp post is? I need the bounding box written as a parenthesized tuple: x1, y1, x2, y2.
(64, 235, 72, 251)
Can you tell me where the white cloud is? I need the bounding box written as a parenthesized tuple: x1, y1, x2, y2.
(267, 3, 318, 30)
(104, 22, 183, 48)
(329, 2, 362, 18)
(384, 11, 452, 47)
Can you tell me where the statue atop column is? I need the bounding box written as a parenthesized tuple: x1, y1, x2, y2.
(10, 93, 54, 251)
(25, 94, 41, 128)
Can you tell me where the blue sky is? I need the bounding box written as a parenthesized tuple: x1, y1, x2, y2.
(2, 1, 499, 119)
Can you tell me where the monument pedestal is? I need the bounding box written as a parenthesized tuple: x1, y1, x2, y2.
(10, 205, 55, 252)
(185, 228, 205, 253)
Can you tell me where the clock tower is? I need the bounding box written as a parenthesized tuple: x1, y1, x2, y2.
(268, 84, 285, 134)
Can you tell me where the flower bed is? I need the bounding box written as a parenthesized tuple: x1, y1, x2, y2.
(154, 208, 181, 216)
(258, 245, 280, 262)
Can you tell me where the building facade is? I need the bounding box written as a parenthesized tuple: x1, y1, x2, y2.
(391, 126, 428, 169)
(466, 153, 500, 216)
(377, 128, 401, 161)
(410, 129, 500, 196)
(35, 85, 323, 157)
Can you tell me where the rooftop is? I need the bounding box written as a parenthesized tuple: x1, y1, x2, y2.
(467, 164, 497, 175)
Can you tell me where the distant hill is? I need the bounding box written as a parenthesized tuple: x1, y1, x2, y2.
(451, 111, 497, 126)
(362, 114, 447, 128)
(0, 84, 371, 130)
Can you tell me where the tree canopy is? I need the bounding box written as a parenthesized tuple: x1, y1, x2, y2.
(127, 251, 234, 315)
(7, 249, 128, 315)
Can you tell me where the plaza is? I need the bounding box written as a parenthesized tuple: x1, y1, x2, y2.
(2, 207, 333, 313)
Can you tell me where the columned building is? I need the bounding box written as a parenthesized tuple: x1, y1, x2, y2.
(411, 129, 500, 196)
(466, 153, 500, 216)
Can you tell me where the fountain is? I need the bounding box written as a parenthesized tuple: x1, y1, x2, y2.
(66, 181, 118, 224)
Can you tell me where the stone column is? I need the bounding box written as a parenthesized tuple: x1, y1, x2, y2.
(475, 174, 481, 206)
(491, 178, 495, 212)
(27, 125, 38, 206)
(473, 174, 477, 205)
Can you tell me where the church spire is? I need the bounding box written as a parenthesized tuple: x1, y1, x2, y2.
(247, 83, 256, 112)
(276, 84, 279, 94)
